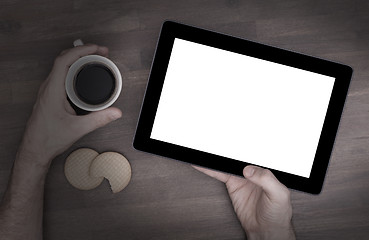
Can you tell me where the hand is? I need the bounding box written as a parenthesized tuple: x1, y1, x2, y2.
(194, 165, 295, 240)
(19, 44, 122, 167)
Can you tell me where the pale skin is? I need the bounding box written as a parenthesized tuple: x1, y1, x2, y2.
(0, 44, 123, 240)
(0, 44, 295, 240)
(194, 166, 296, 239)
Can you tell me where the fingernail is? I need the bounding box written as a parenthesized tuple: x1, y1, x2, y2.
(73, 39, 84, 47)
(245, 167, 254, 177)
(111, 111, 122, 120)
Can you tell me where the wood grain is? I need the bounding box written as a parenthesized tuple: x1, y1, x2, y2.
(1, 0, 369, 239)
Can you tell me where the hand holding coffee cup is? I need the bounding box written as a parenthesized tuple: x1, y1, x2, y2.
(19, 43, 122, 163)
(66, 40, 122, 114)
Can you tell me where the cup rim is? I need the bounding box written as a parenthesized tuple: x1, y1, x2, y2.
(65, 55, 122, 112)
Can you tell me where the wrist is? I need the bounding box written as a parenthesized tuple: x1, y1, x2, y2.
(246, 225, 296, 240)
(16, 139, 53, 171)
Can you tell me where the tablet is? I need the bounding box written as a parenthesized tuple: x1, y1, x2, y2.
(134, 21, 352, 194)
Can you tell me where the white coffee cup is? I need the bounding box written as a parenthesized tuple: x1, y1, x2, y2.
(65, 54, 122, 112)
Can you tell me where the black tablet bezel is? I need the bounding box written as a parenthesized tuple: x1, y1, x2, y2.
(134, 21, 352, 194)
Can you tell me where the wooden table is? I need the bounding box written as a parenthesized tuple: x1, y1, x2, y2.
(1, 0, 369, 239)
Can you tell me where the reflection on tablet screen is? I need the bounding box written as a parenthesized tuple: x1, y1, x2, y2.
(150, 38, 335, 178)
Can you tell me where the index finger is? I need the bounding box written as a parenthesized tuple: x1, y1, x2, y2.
(192, 165, 231, 183)
(55, 44, 108, 72)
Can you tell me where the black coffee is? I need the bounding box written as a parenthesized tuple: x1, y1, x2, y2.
(74, 64, 116, 105)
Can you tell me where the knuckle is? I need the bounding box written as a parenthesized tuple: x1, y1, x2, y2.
(260, 169, 273, 180)
(95, 115, 109, 128)
(54, 55, 64, 65)
(281, 187, 291, 200)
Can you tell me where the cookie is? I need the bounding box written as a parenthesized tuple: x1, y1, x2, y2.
(90, 152, 132, 193)
(64, 148, 104, 190)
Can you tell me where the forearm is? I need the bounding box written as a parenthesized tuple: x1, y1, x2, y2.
(0, 147, 50, 240)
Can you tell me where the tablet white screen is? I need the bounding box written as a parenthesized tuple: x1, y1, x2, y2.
(150, 38, 335, 178)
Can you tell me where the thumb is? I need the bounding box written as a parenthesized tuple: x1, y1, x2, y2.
(243, 165, 290, 201)
(76, 107, 122, 136)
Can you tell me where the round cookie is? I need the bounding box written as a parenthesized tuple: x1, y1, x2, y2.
(64, 148, 104, 190)
(90, 152, 132, 193)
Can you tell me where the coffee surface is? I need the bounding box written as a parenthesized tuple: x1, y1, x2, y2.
(75, 64, 116, 105)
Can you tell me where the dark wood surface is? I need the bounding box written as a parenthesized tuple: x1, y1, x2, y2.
(1, 0, 369, 239)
